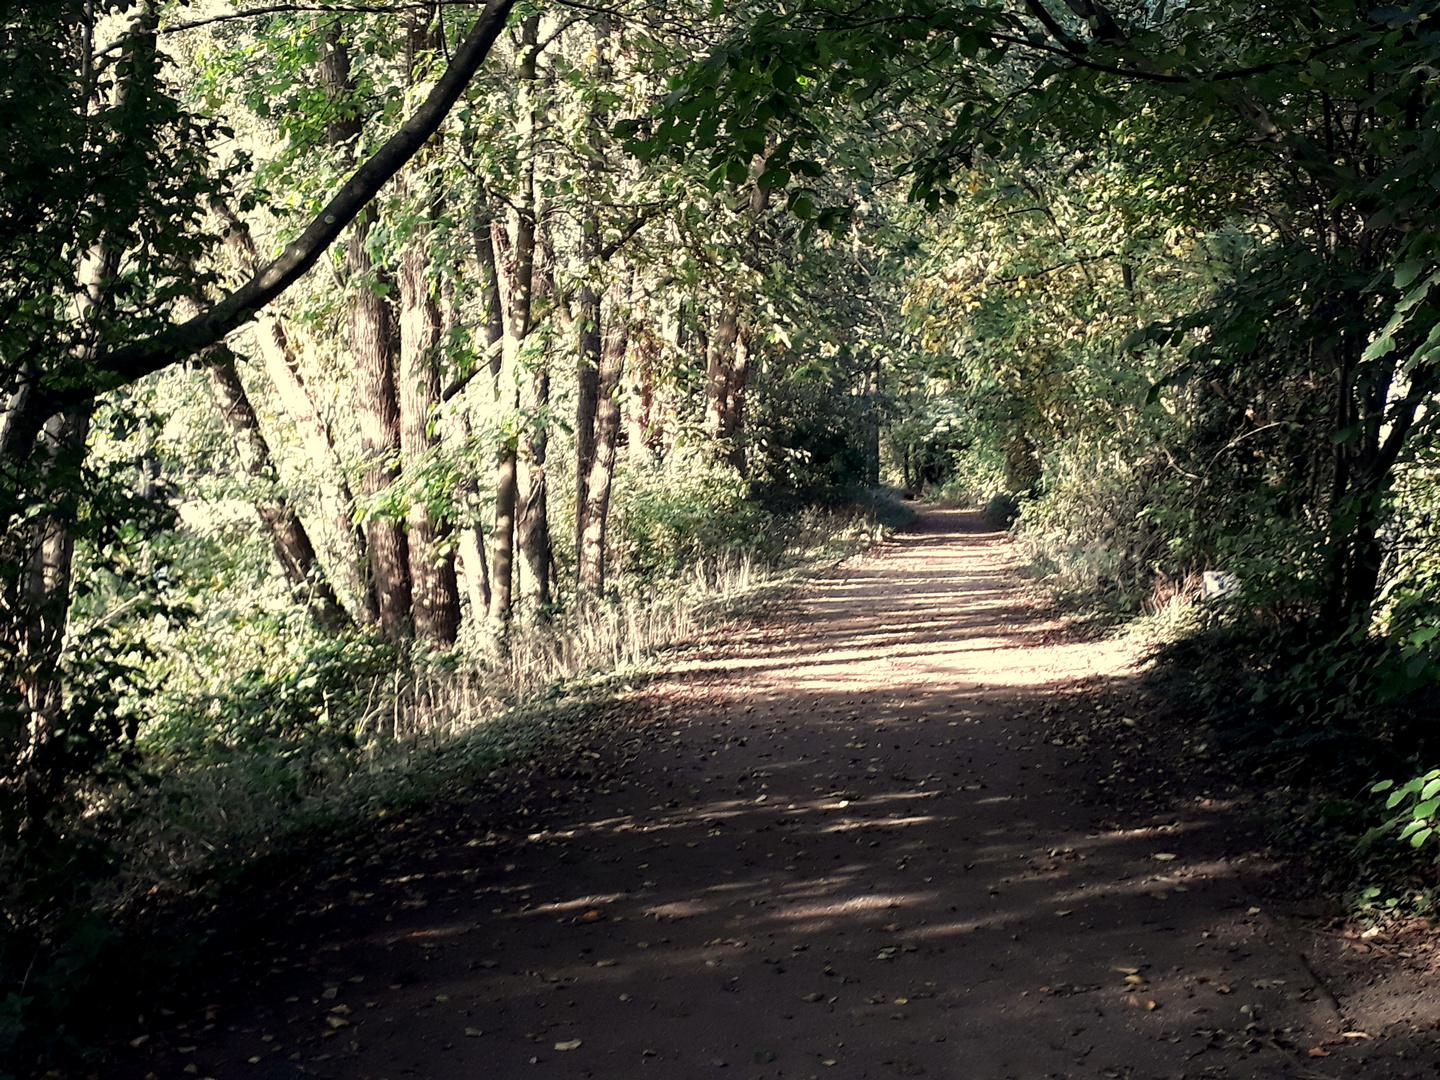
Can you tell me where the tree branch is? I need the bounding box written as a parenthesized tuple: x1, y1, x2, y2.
(35, 0, 516, 425)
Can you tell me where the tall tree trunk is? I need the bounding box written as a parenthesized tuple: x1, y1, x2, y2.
(575, 273, 601, 557)
(518, 227, 553, 608)
(1, 11, 149, 827)
(397, 5, 461, 648)
(398, 226, 460, 646)
(351, 234, 412, 638)
(577, 278, 628, 597)
(706, 297, 741, 447)
(323, 24, 412, 637)
(489, 14, 541, 628)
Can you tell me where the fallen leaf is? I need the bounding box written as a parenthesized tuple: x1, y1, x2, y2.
(1342, 1031, 1372, 1040)
(1055, 910, 1073, 917)
(803, 992, 824, 1002)
(1124, 975, 1145, 985)
(595, 959, 618, 967)
(1114, 967, 1140, 975)
(464, 1028, 484, 1038)
(555, 1038, 582, 1051)
(1152, 853, 1177, 861)
(1307, 1048, 1332, 1058)
(822, 1060, 837, 1067)
(579, 910, 604, 922)
(325, 1016, 349, 1029)
(129, 1035, 150, 1049)
(1216, 984, 1232, 994)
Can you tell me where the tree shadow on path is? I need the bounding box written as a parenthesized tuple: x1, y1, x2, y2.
(111, 509, 1436, 1080)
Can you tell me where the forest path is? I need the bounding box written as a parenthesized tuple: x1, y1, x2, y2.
(119, 509, 1435, 1080)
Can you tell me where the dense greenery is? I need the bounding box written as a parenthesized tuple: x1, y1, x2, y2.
(5, 0, 1440, 1071)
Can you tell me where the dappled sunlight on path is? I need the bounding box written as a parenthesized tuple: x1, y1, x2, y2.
(120, 509, 1421, 1080)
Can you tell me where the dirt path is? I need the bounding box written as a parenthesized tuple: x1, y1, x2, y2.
(115, 509, 1439, 1080)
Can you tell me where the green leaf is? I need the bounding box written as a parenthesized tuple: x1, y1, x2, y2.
(1395, 259, 1429, 289)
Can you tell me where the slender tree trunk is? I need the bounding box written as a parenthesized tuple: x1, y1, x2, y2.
(204, 359, 351, 631)
(575, 274, 601, 556)
(394, 5, 461, 647)
(518, 361, 553, 608)
(578, 279, 628, 597)
(2, 11, 149, 825)
(706, 297, 740, 444)
(624, 322, 659, 464)
(350, 228, 412, 638)
(489, 14, 541, 628)
(490, 450, 518, 623)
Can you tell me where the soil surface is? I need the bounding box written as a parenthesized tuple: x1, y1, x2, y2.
(111, 509, 1440, 1080)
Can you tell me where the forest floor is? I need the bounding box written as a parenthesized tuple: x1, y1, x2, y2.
(109, 508, 1440, 1080)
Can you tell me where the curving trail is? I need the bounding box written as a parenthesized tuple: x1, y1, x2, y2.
(117, 509, 1436, 1080)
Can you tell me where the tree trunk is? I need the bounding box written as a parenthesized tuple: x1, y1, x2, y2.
(577, 280, 628, 598)
(575, 276, 601, 556)
(488, 14, 541, 629)
(490, 449, 518, 624)
(518, 361, 553, 608)
(204, 359, 350, 632)
(398, 220, 460, 646)
(323, 21, 412, 637)
(350, 227, 412, 638)
(706, 297, 741, 450)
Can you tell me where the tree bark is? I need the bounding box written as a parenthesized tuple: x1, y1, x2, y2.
(488, 14, 541, 629)
(577, 278, 628, 597)
(397, 6, 461, 647)
(351, 227, 413, 638)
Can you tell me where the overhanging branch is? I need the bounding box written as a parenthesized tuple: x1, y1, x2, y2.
(36, 0, 516, 422)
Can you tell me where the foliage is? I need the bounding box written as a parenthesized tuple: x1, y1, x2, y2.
(1370, 770, 1440, 855)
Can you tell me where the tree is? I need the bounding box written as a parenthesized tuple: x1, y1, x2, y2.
(637, 0, 1440, 624)
(0, 0, 516, 832)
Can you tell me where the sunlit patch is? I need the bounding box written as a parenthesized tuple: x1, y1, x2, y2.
(820, 814, 938, 833)
(525, 893, 625, 916)
(386, 923, 471, 944)
(643, 899, 712, 919)
(772, 893, 918, 920)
